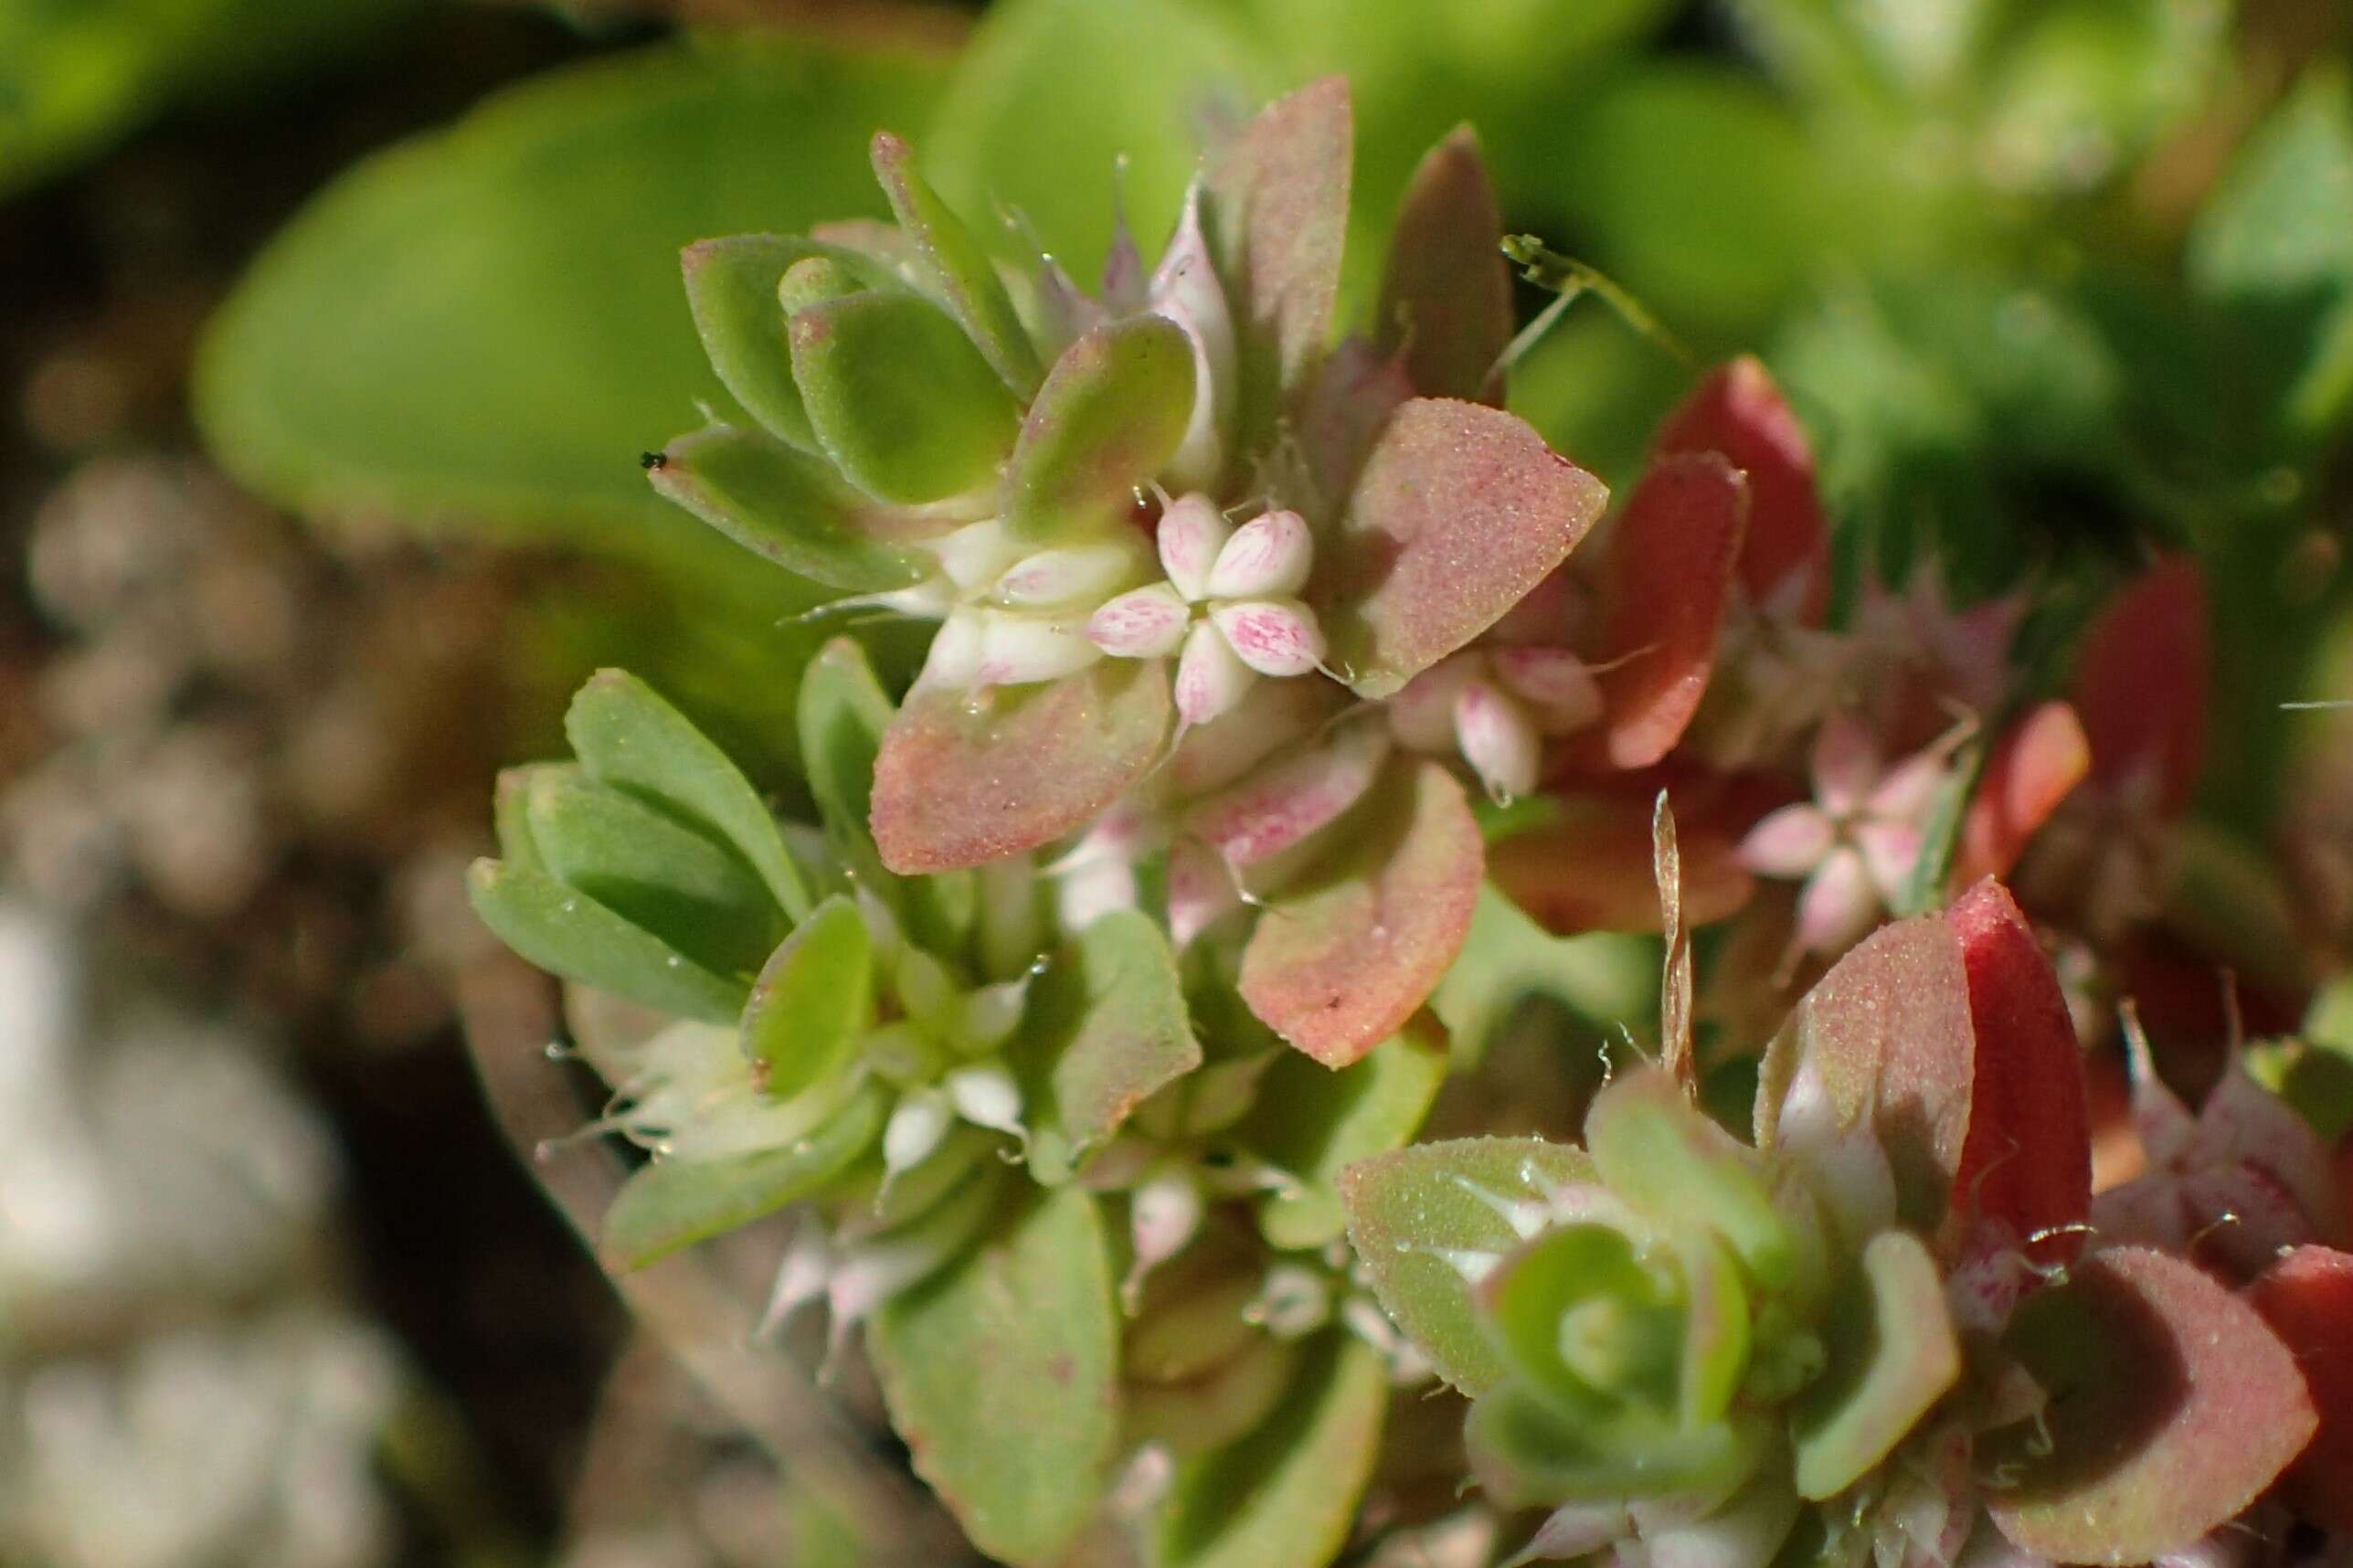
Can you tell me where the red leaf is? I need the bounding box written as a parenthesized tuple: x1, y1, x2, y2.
(1375, 128, 1512, 406)
(1488, 790, 1754, 937)
(1205, 77, 1351, 447)
(1239, 759, 1482, 1066)
(872, 662, 1171, 874)
(1756, 915, 1976, 1232)
(1320, 397, 1609, 698)
(2072, 557, 2209, 817)
(1988, 1247, 2315, 1564)
(1945, 879, 2090, 1266)
(1654, 357, 1828, 622)
(1955, 700, 2089, 884)
(2251, 1245, 2353, 1531)
(1567, 454, 1748, 770)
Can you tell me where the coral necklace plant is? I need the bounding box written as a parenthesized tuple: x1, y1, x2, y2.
(463, 75, 2353, 1568)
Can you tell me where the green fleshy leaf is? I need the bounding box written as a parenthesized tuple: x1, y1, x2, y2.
(920, 0, 1270, 285)
(648, 422, 933, 591)
(1483, 1222, 1675, 1419)
(1021, 910, 1203, 1183)
(1242, 1028, 1446, 1250)
(1585, 1066, 1790, 1293)
(793, 639, 975, 952)
(871, 661, 1172, 874)
(1238, 758, 1484, 1066)
(194, 37, 947, 548)
(1788, 1230, 1960, 1500)
(871, 1184, 1118, 1566)
(1131, 1334, 1304, 1462)
(869, 130, 1044, 397)
(492, 763, 556, 874)
(466, 859, 745, 1025)
(1340, 1136, 1596, 1393)
(599, 1082, 886, 1269)
(521, 768, 779, 979)
(789, 287, 1023, 505)
(1430, 884, 1654, 1067)
(1160, 1334, 1389, 1568)
(1320, 397, 1608, 698)
(681, 235, 900, 450)
(742, 895, 872, 1101)
(566, 670, 811, 924)
(1000, 313, 1196, 542)
(1466, 1380, 1759, 1508)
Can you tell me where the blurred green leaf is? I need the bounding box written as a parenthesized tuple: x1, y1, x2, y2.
(871, 1184, 1118, 1566)
(649, 422, 935, 591)
(196, 35, 949, 553)
(1430, 885, 1654, 1067)
(599, 1083, 886, 1270)
(1160, 1334, 1389, 1568)
(0, 0, 411, 197)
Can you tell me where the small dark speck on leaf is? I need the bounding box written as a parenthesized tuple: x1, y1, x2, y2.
(640, 450, 668, 471)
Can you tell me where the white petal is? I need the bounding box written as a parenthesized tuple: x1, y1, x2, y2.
(1127, 1164, 1204, 1298)
(1157, 493, 1231, 602)
(1055, 853, 1139, 931)
(944, 1063, 1024, 1137)
(928, 517, 1025, 593)
(1209, 599, 1325, 678)
(1737, 805, 1837, 879)
(1853, 819, 1924, 902)
(884, 1089, 952, 1175)
(995, 542, 1141, 608)
(1810, 713, 1881, 818)
(1086, 583, 1192, 658)
(1453, 680, 1542, 802)
(1206, 508, 1312, 599)
(916, 609, 985, 690)
(975, 610, 1103, 686)
(1175, 619, 1256, 727)
(1796, 843, 1881, 956)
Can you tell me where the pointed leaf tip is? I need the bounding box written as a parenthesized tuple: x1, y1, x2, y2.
(1322, 398, 1608, 698)
(1378, 127, 1512, 405)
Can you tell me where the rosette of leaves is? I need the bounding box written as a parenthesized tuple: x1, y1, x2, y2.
(642, 79, 1626, 1070)
(1343, 880, 2335, 1566)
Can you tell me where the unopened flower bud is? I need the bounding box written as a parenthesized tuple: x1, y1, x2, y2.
(995, 542, 1140, 608)
(1176, 618, 1256, 727)
(917, 609, 986, 690)
(1453, 679, 1542, 802)
(1206, 508, 1312, 599)
(885, 1088, 952, 1175)
(1489, 646, 1604, 733)
(1149, 185, 1236, 493)
(1087, 583, 1192, 658)
(975, 610, 1102, 686)
(944, 1062, 1024, 1138)
(1387, 652, 1479, 752)
(1210, 599, 1325, 678)
(929, 517, 1026, 593)
(1158, 493, 1231, 601)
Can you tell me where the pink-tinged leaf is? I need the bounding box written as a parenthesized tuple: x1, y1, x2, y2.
(1184, 721, 1390, 870)
(1565, 454, 1747, 770)
(1295, 335, 1414, 512)
(1756, 915, 1975, 1233)
(1322, 398, 1609, 698)
(872, 661, 1171, 874)
(1956, 701, 2089, 884)
(1945, 879, 2090, 1267)
(1987, 1247, 2315, 1565)
(1169, 677, 1341, 796)
(2251, 1245, 2353, 1532)
(1240, 759, 1482, 1065)
(1204, 77, 1351, 450)
(1375, 127, 1512, 406)
(2073, 557, 2210, 817)
(1490, 791, 1754, 937)
(1654, 357, 1828, 622)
